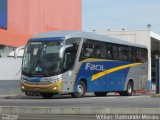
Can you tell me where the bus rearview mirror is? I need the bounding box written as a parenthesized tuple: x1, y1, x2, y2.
(14, 46, 25, 59)
(59, 45, 73, 58)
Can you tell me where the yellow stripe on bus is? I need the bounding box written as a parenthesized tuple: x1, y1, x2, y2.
(91, 63, 141, 81)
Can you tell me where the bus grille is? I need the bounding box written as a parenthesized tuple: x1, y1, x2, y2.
(24, 81, 51, 85)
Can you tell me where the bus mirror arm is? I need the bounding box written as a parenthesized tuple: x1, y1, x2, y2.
(14, 46, 25, 59)
(59, 45, 73, 58)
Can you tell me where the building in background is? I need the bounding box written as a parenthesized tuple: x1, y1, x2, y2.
(0, 0, 82, 57)
(0, 0, 81, 83)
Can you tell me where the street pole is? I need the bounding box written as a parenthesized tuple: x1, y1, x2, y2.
(156, 57, 160, 94)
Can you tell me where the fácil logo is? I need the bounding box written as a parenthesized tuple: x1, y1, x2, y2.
(85, 63, 105, 71)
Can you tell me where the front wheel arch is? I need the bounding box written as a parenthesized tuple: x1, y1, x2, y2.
(80, 78, 87, 92)
(71, 79, 87, 98)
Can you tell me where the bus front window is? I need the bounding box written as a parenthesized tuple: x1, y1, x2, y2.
(22, 41, 64, 77)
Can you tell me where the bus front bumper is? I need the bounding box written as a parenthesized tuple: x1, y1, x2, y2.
(20, 80, 63, 93)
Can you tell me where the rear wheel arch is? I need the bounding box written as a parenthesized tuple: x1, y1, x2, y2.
(128, 79, 134, 89)
(125, 79, 134, 90)
(120, 79, 134, 96)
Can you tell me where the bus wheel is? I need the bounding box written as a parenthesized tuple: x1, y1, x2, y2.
(40, 93, 54, 99)
(71, 81, 86, 98)
(119, 81, 133, 96)
(94, 92, 107, 97)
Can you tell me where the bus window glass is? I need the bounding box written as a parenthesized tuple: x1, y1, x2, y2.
(106, 44, 112, 59)
(80, 39, 94, 61)
(112, 45, 119, 60)
(63, 46, 78, 71)
(133, 48, 140, 62)
(94, 41, 106, 59)
(128, 47, 134, 62)
(139, 49, 147, 62)
(119, 46, 128, 61)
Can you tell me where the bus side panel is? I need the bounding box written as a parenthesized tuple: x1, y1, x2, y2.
(74, 61, 108, 92)
(104, 68, 130, 91)
(73, 63, 93, 92)
(125, 62, 148, 91)
(74, 60, 133, 92)
(88, 77, 106, 92)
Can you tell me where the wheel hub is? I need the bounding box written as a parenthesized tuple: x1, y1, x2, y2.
(128, 84, 132, 93)
(77, 85, 84, 95)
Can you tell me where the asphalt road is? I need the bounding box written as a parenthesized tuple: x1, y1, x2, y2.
(0, 94, 160, 120)
(0, 94, 160, 108)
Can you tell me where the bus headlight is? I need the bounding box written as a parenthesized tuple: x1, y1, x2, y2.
(21, 85, 25, 90)
(53, 86, 58, 90)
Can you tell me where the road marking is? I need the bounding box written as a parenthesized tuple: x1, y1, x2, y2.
(127, 96, 149, 99)
(106, 97, 117, 99)
(103, 96, 150, 99)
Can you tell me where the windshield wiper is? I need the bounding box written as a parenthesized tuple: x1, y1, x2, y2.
(28, 49, 42, 76)
(28, 49, 50, 77)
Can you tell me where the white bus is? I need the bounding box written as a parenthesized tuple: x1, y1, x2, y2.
(18, 31, 148, 98)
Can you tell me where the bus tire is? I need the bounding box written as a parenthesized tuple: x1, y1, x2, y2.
(119, 81, 133, 96)
(71, 81, 86, 98)
(94, 92, 107, 97)
(40, 93, 54, 99)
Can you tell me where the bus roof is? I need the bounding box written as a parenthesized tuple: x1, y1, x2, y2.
(31, 30, 147, 48)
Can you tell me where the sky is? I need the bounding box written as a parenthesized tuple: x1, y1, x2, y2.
(82, 0, 160, 33)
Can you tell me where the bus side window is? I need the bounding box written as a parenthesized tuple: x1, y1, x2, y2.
(79, 39, 94, 61)
(63, 46, 77, 71)
(133, 48, 140, 62)
(133, 49, 137, 62)
(112, 45, 119, 60)
(94, 41, 106, 59)
(100, 43, 107, 59)
(106, 44, 112, 59)
(94, 45, 101, 58)
(119, 46, 129, 61)
(119, 47, 123, 61)
(139, 48, 147, 62)
(128, 47, 134, 62)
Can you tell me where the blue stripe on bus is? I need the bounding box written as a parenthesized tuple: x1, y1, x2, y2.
(30, 37, 65, 42)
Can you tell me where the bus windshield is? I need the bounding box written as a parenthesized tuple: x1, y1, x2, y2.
(22, 41, 64, 77)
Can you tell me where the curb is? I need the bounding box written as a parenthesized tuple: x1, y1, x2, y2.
(150, 94, 160, 98)
(0, 94, 23, 98)
(0, 107, 160, 115)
